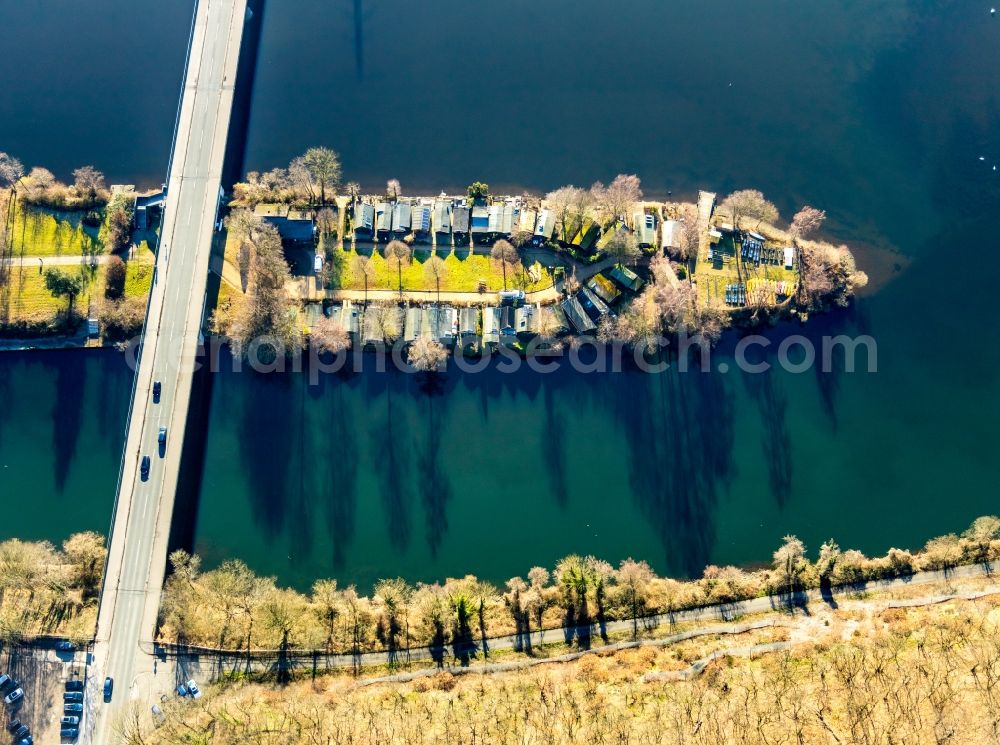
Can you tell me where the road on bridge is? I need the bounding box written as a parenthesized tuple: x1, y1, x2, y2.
(90, 0, 248, 741)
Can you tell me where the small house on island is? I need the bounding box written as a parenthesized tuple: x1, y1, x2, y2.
(134, 188, 166, 231)
(579, 286, 609, 320)
(482, 305, 501, 346)
(354, 202, 375, 240)
(561, 296, 595, 333)
(587, 274, 621, 305)
(404, 306, 428, 343)
(519, 208, 537, 235)
(608, 265, 644, 293)
(634, 212, 657, 248)
(411, 203, 431, 242)
(375, 202, 393, 240)
(392, 202, 412, 237)
(515, 303, 539, 335)
(460, 307, 479, 340)
(534, 209, 557, 245)
(433, 200, 451, 241)
(471, 206, 490, 242)
(661, 219, 682, 253)
(452, 205, 471, 244)
(253, 203, 315, 241)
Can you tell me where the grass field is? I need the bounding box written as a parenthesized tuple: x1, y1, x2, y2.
(0, 254, 154, 325)
(223, 235, 556, 294)
(4, 202, 102, 257)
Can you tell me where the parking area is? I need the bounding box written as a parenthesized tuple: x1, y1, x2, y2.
(1, 643, 92, 744)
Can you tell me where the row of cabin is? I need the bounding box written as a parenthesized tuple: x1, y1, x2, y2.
(321, 301, 560, 349)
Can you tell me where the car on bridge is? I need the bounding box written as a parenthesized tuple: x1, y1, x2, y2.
(159, 426, 168, 448)
(153, 380, 162, 402)
(140, 455, 151, 479)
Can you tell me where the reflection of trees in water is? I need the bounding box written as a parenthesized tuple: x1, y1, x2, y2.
(44, 351, 88, 493)
(611, 361, 735, 576)
(95, 350, 131, 452)
(542, 383, 569, 508)
(743, 368, 792, 509)
(323, 373, 359, 568)
(415, 373, 452, 557)
(368, 370, 411, 552)
(238, 367, 296, 539)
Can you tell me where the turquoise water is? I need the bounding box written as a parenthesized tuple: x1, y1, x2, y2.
(1, 0, 998, 591)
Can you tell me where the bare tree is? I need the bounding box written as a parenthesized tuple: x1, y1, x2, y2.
(591, 174, 643, 226)
(316, 207, 337, 238)
(386, 179, 401, 201)
(545, 186, 591, 243)
(0, 152, 23, 193)
(423, 254, 447, 303)
(72, 165, 106, 202)
(311, 316, 351, 355)
(789, 206, 826, 241)
(605, 231, 640, 267)
(300, 147, 342, 204)
(490, 239, 519, 290)
(408, 335, 448, 372)
(351, 253, 375, 304)
(720, 189, 779, 231)
(346, 182, 361, 203)
(384, 240, 412, 294)
(288, 156, 316, 203)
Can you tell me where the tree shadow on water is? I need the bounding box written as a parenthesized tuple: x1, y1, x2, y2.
(43, 351, 88, 493)
(237, 367, 297, 539)
(414, 372, 453, 557)
(323, 377, 359, 568)
(368, 370, 411, 552)
(742, 366, 793, 510)
(612, 358, 735, 576)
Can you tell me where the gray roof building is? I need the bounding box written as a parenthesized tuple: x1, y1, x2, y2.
(561, 296, 596, 333)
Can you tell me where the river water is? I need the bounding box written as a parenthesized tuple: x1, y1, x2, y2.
(0, 0, 998, 591)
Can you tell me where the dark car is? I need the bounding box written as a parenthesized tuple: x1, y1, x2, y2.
(104, 676, 114, 701)
(6, 718, 21, 733)
(0, 674, 12, 692)
(64, 691, 83, 703)
(56, 640, 76, 652)
(140, 455, 151, 478)
(158, 426, 167, 445)
(18, 737, 32, 745)
(65, 680, 84, 692)
(13, 725, 29, 739)
(64, 703, 83, 714)
(60, 728, 78, 740)
(153, 381, 161, 401)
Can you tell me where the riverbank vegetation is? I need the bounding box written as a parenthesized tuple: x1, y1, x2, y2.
(0, 532, 106, 641)
(156, 516, 1000, 658)
(132, 580, 1000, 745)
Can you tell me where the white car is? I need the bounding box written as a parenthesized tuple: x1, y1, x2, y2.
(186, 680, 201, 699)
(3, 687, 23, 706)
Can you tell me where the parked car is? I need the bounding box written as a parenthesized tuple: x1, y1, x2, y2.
(104, 676, 114, 701)
(0, 674, 12, 692)
(4, 687, 24, 706)
(65, 680, 84, 692)
(140, 455, 151, 478)
(6, 718, 21, 733)
(176, 683, 188, 697)
(18, 737, 32, 745)
(64, 691, 83, 703)
(12, 724, 28, 739)
(60, 728, 78, 740)
(60, 715, 80, 726)
(186, 679, 201, 699)
(64, 703, 84, 714)
(56, 640, 76, 652)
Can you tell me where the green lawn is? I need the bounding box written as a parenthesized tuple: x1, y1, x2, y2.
(0, 254, 154, 325)
(327, 246, 554, 293)
(5, 202, 102, 257)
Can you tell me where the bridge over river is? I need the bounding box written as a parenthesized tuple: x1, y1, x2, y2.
(90, 0, 248, 741)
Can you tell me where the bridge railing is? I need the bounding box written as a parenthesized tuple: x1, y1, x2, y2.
(97, 0, 201, 616)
